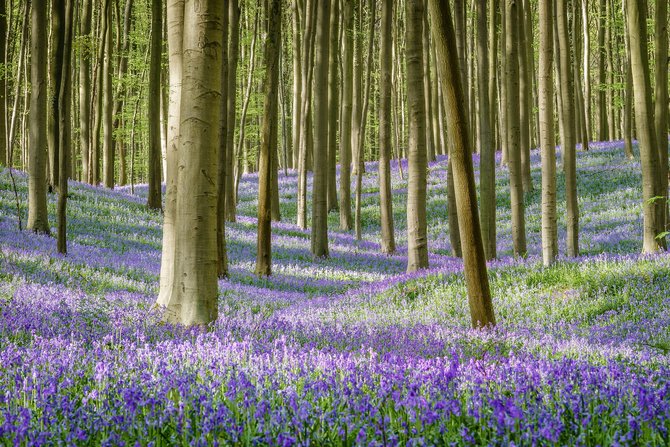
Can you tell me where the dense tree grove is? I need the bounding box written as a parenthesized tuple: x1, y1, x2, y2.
(2, 0, 669, 327)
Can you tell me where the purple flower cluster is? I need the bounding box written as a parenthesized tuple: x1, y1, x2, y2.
(1, 140, 669, 445)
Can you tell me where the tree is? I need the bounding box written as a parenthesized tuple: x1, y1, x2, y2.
(539, 0, 558, 266)
(505, 0, 526, 257)
(406, 0, 429, 272)
(428, 0, 496, 328)
(102, 0, 114, 188)
(217, 0, 230, 278)
(53, 0, 75, 254)
(327, 0, 339, 213)
(79, 0, 92, 183)
(311, 0, 331, 258)
(157, 0, 224, 326)
(147, 0, 163, 210)
(0, 0, 6, 165)
(225, 0, 240, 222)
(626, 0, 667, 252)
(557, 0, 579, 257)
(378, 0, 395, 254)
(256, 0, 281, 276)
(339, 0, 354, 231)
(27, 1, 50, 235)
(476, 0, 495, 260)
(654, 0, 669, 229)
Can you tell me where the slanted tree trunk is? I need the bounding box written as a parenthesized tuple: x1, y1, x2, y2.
(505, 0, 526, 257)
(422, 12, 435, 163)
(256, 0, 281, 276)
(557, 0, 579, 257)
(147, 0, 163, 210)
(406, 0, 429, 272)
(539, 0, 558, 266)
(339, 0, 354, 231)
(311, 0, 331, 258)
(378, 0, 395, 254)
(28, 1, 50, 234)
(326, 0, 339, 212)
(102, 0, 114, 188)
(627, 0, 667, 252)
(159, 0, 223, 326)
(428, 0, 496, 329)
(79, 0, 92, 183)
(477, 0, 495, 260)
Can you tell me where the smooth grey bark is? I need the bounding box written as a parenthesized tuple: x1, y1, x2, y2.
(79, 0, 92, 183)
(557, 0, 579, 257)
(147, 0, 163, 210)
(505, 0, 526, 257)
(339, 0, 354, 231)
(477, 0, 495, 260)
(428, 0, 496, 328)
(256, 0, 281, 276)
(217, 0, 230, 278)
(311, 0, 331, 258)
(378, 0, 395, 254)
(654, 0, 669, 231)
(627, 0, 667, 252)
(225, 0, 239, 222)
(28, 2, 50, 234)
(102, 0, 114, 188)
(539, 0, 558, 266)
(159, 0, 223, 326)
(406, 0, 429, 272)
(327, 0, 339, 213)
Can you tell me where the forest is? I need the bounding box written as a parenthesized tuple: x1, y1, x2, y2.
(1, 0, 670, 444)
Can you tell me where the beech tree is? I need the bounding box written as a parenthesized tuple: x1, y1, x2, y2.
(378, 0, 395, 254)
(157, 0, 224, 326)
(27, 2, 50, 235)
(428, 0, 495, 328)
(147, 0, 163, 210)
(406, 0, 429, 272)
(626, 0, 667, 252)
(256, 0, 281, 276)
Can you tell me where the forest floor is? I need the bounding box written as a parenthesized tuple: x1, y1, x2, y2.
(0, 141, 669, 445)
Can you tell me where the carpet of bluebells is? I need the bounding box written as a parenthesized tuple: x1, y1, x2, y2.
(1, 141, 669, 446)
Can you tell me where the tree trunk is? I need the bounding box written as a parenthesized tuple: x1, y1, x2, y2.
(159, 0, 223, 326)
(422, 11, 435, 163)
(256, 0, 281, 276)
(147, 0, 163, 210)
(217, 0, 230, 279)
(291, 0, 302, 170)
(627, 0, 667, 252)
(406, 0, 429, 272)
(654, 0, 669, 231)
(582, 0, 592, 144)
(557, 0, 579, 257)
(225, 0, 240, 222)
(518, 0, 532, 193)
(477, 0, 495, 260)
(55, 0, 74, 255)
(539, 0, 558, 266)
(28, 1, 50, 234)
(112, 0, 133, 186)
(311, 0, 331, 258)
(79, 0, 92, 183)
(0, 0, 6, 165)
(102, 0, 114, 188)
(378, 0, 395, 254)
(428, 0, 496, 329)
(505, 0, 526, 257)
(339, 0, 354, 231)
(326, 0, 339, 212)
(597, 0, 607, 141)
